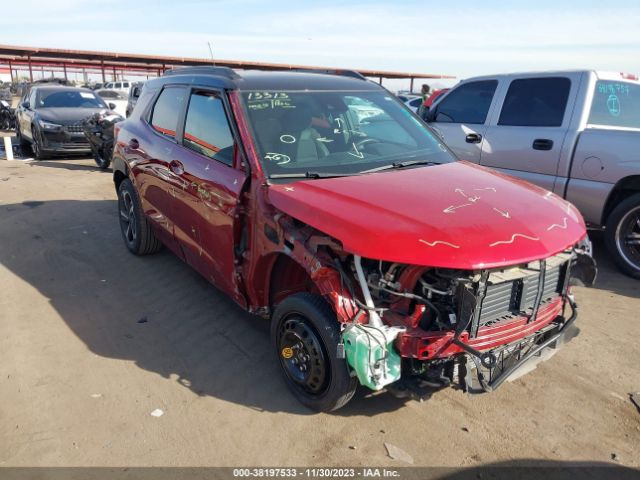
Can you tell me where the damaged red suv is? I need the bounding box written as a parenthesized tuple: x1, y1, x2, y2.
(112, 67, 596, 411)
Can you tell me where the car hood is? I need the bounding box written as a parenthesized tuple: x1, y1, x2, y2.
(267, 161, 586, 269)
(37, 107, 108, 124)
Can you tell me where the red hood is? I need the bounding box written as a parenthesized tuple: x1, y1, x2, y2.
(267, 161, 586, 269)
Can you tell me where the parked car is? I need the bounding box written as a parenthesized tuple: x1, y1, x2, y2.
(112, 66, 594, 411)
(96, 89, 128, 116)
(397, 93, 423, 113)
(426, 70, 640, 278)
(102, 80, 132, 94)
(126, 81, 144, 117)
(15, 85, 116, 159)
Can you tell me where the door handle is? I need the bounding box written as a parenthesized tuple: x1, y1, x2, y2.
(169, 159, 184, 175)
(465, 133, 482, 144)
(532, 138, 554, 151)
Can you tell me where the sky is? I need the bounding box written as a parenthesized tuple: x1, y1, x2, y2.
(3, 0, 640, 91)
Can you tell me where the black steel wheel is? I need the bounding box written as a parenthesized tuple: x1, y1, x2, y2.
(277, 314, 329, 395)
(117, 178, 162, 255)
(606, 193, 640, 279)
(271, 293, 357, 412)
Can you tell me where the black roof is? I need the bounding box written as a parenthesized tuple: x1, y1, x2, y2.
(148, 67, 383, 92)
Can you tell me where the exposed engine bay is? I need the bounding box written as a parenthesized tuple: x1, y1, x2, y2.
(335, 242, 596, 399)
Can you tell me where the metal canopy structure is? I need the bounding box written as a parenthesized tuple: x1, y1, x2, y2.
(0, 44, 454, 89)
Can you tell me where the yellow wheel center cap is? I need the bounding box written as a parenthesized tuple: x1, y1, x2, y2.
(281, 347, 294, 359)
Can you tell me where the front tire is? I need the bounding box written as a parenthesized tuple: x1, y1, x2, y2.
(31, 125, 46, 160)
(271, 293, 357, 412)
(605, 193, 640, 279)
(117, 178, 162, 255)
(94, 148, 111, 170)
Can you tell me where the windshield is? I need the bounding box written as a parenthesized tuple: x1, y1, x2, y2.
(36, 89, 107, 109)
(241, 90, 454, 177)
(588, 80, 640, 129)
(97, 90, 126, 100)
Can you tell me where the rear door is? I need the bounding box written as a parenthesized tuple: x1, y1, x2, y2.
(170, 88, 246, 295)
(126, 85, 188, 254)
(479, 74, 581, 191)
(427, 79, 498, 162)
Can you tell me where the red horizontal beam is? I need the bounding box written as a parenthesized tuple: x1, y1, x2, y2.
(0, 43, 455, 80)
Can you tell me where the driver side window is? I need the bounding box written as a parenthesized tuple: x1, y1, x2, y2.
(433, 80, 498, 124)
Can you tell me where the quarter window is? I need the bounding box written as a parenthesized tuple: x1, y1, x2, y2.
(433, 80, 497, 124)
(499, 77, 570, 127)
(150, 87, 187, 139)
(183, 91, 235, 166)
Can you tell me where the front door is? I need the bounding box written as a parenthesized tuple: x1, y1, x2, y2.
(170, 88, 246, 295)
(427, 79, 498, 163)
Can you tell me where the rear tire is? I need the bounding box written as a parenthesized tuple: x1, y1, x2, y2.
(605, 193, 640, 279)
(271, 293, 357, 412)
(117, 178, 162, 255)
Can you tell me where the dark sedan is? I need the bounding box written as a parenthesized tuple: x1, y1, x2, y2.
(15, 86, 116, 159)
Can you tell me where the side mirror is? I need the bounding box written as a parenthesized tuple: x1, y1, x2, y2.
(108, 103, 117, 110)
(21, 101, 30, 110)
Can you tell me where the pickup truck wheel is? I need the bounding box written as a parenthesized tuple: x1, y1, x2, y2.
(271, 293, 357, 412)
(117, 178, 162, 255)
(606, 193, 640, 279)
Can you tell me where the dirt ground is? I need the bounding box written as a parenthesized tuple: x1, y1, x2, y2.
(0, 156, 639, 468)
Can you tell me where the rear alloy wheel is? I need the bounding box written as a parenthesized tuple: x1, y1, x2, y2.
(606, 193, 640, 279)
(271, 293, 357, 412)
(117, 179, 162, 255)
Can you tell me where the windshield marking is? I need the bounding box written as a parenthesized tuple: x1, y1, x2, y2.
(265, 152, 291, 164)
(347, 142, 365, 159)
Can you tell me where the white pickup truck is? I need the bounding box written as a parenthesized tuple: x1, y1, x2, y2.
(427, 70, 640, 278)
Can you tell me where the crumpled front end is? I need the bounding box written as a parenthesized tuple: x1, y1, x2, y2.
(334, 240, 596, 398)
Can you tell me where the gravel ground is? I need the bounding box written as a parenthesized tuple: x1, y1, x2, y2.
(0, 157, 638, 469)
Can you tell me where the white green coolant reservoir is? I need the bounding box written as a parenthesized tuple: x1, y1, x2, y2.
(342, 324, 404, 391)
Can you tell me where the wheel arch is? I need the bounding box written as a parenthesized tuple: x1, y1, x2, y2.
(602, 175, 640, 226)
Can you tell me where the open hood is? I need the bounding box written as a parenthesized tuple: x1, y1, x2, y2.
(268, 161, 586, 270)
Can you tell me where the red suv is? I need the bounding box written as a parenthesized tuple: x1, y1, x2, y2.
(112, 67, 595, 411)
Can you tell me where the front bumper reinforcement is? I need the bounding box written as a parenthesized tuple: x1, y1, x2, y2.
(464, 296, 579, 393)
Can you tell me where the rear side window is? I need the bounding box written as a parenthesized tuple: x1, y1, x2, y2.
(183, 91, 235, 166)
(433, 80, 497, 124)
(588, 80, 640, 129)
(499, 77, 570, 127)
(150, 87, 187, 139)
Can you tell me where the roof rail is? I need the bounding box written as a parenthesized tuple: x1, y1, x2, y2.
(163, 66, 241, 80)
(288, 68, 367, 81)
